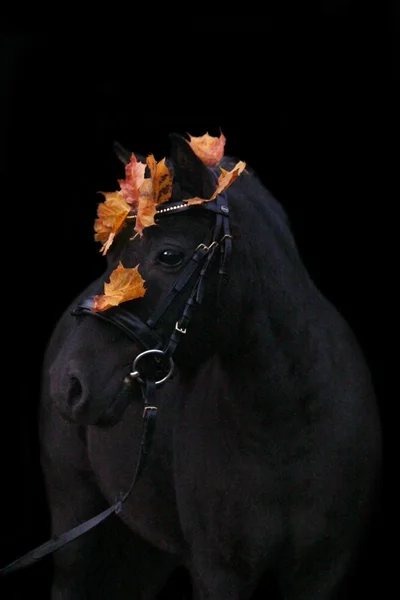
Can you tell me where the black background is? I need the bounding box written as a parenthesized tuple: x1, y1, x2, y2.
(1, 8, 391, 598)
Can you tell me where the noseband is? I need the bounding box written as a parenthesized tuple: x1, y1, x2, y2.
(0, 192, 232, 577)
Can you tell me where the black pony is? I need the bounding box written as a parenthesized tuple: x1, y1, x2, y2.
(38, 133, 381, 599)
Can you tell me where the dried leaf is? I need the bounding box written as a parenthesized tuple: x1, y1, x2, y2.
(187, 160, 246, 205)
(94, 191, 131, 255)
(214, 161, 246, 196)
(146, 155, 173, 206)
(118, 154, 146, 207)
(131, 156, 173, 236)
(92, 262, 146, 312)
(135, 179, 158, 236)
(188, 131, 226, 166)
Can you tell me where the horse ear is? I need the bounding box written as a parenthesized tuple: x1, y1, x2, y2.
(113, 140, 147, 169)
(168, 133, 216, 199)
(113, 140, 132, 165)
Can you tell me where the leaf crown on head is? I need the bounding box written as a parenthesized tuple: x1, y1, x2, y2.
(91, 132, 245, 312)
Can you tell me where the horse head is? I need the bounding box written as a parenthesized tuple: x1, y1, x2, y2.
(49, 132, 248, 426)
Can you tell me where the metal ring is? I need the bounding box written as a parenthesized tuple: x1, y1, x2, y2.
(129, 349, 174, 386)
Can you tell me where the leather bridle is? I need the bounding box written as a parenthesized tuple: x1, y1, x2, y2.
(0, 191, 232, 577)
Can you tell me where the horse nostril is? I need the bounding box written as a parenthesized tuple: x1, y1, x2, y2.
(67, 376, 84, 408)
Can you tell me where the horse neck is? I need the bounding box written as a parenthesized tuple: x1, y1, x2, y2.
(214, 238, 335, 412)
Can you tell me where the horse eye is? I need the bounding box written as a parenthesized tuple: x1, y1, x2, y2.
(158, 249, 184, 267)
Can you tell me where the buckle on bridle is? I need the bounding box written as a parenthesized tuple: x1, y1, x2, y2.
(195, 241, 219, 252)
(175, 321, 187, 334)
(143, 405, 157, 417)
(129, 349, 174, 386)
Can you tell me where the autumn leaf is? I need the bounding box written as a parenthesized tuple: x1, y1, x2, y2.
(187, 160, 246, 206)
(188, 131, 226, 166)
(118, 154, 146, 207)
(214, 161, 246, 195)
(94, 191, 131, 255)
(92, 262, 146, 312)
(135, 179, 158, 236)
(131, 156, 173, 236)
(146, 155, 173, 206)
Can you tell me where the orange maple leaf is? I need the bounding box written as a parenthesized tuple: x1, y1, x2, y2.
(92, 262, 146, 312)
(188, 131, 226, 166)
(132, 155, 173, 236)
(135, 179, 158, 236)
(213, 161, 246, 195)
(146, 155, 173, 206)
(94, 191, 131, 255)
(118, 154, 146, 207)
(186, 160, 246, 206)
